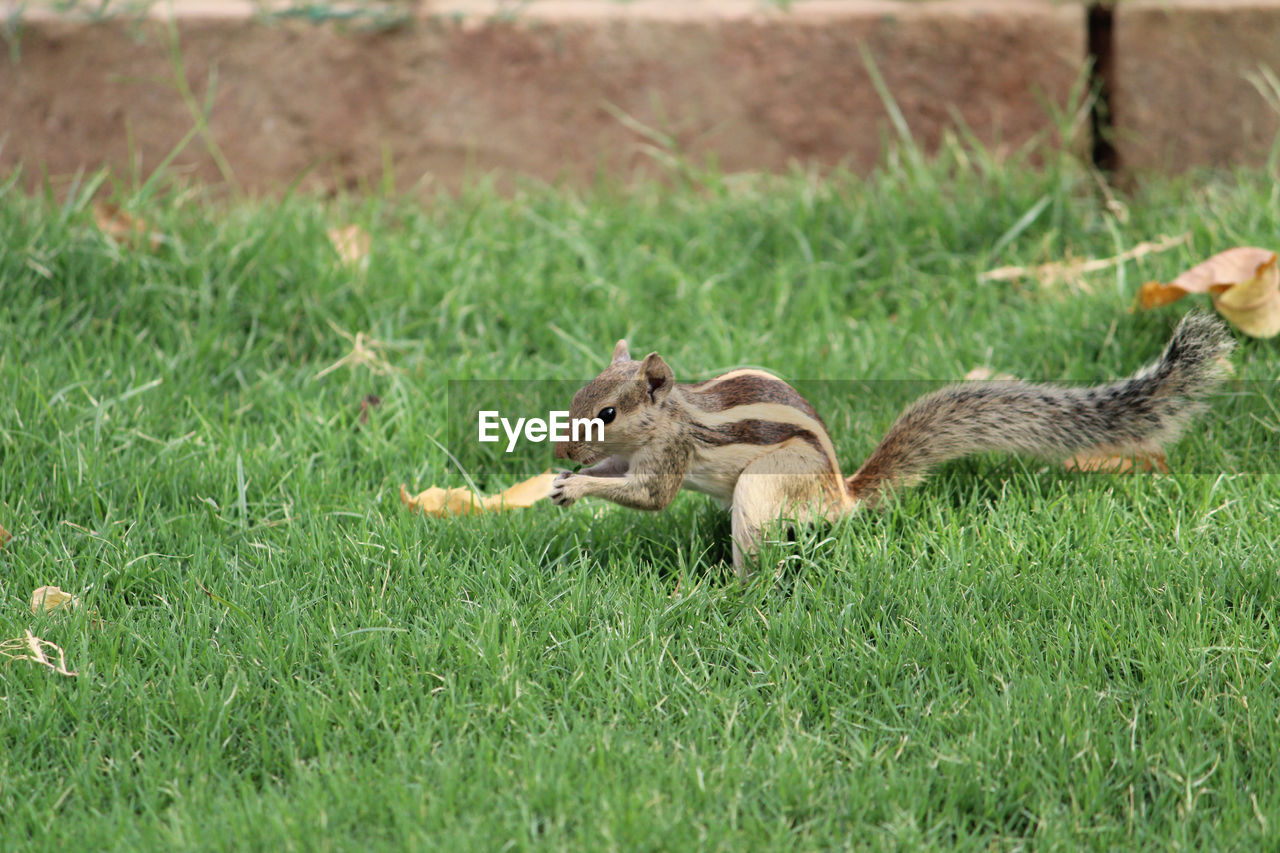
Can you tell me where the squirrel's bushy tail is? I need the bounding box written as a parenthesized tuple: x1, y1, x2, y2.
(845, 313, 1235, 505)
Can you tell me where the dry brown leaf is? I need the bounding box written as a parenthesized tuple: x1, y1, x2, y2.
(0, 523, 10, 547)
(1136, 279, 1195, 310)
(1137, 247, 1280, 337)
(980, 234, 1189, 288)
(358, 394, 382, 425)
(0, 630, 77, 677)
(93, 201, 162, 249)
(327, 224, 372, 268)
(31, 585, 81, 614)
(401, 471, 557, 517)
(1063, 451, 1169, 475)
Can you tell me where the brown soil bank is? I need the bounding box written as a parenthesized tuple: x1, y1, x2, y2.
(1, 1, 1276, 194)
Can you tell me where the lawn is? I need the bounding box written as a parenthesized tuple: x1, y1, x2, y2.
(2, 149, 1279, 850)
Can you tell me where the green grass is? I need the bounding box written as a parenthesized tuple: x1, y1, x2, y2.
(2, 151, 1279, 850)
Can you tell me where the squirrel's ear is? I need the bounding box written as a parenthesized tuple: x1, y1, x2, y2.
(611, 339, 631, 364)
(639, 353, 674, 404)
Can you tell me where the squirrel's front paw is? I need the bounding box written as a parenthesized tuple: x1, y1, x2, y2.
(549, 471, 581, 507)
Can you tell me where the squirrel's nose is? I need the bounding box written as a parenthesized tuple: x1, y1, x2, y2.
(554, 441, 571, 460)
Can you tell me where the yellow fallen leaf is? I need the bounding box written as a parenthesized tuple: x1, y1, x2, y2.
(400, 483, 483, 516)
(327, 224, 372, 268)
(31, 585, 81, 614)
(486, 471, 561, 508)
(400, 471, 557, 517)
(1212, 254, 1280, 338)
(1137, 247, 1279, 337)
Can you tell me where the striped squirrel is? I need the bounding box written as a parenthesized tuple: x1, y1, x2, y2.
(550, 314, 1234, 573)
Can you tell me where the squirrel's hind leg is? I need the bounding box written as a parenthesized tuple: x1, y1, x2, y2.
(730, 445, 847, 576)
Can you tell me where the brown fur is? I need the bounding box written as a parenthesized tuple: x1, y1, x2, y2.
(685, 374, 823, 418)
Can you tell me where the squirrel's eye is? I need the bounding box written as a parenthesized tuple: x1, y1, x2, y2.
(597, 407, 617, 425)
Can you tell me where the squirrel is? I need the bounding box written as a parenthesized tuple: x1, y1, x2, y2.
(550, 313, 1234, 573)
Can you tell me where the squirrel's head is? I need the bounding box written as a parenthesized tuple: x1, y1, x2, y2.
(555, 339, 675, 464)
